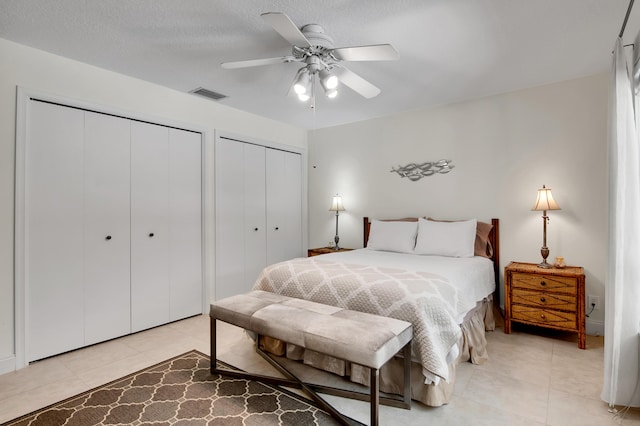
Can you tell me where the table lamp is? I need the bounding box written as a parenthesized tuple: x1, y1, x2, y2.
(532, 185, 561, 268)
(328, 194, 345, 250)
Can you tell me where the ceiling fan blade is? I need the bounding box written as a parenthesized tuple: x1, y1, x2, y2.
(261, 12, 311, 47)
(332, 44, 399, 61)
(221, 56, 297, 69)
(333, 66, 381, 99)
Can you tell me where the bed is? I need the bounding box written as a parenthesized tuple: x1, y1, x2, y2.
(251, 216, 500, 407)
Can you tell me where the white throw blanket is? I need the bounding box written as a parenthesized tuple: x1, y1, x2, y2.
(252, 256, 463, 383)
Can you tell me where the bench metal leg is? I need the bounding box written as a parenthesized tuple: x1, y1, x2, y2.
(403, 340, 412, 407)
(370, 367, 379, 426)
(369, 341, 411, 426)
(210, 316, 217, 374)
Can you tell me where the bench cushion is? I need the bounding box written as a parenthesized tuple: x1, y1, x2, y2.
(210, 290, 412, 369)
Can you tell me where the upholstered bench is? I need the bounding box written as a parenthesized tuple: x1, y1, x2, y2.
(210, 290, 413, 426)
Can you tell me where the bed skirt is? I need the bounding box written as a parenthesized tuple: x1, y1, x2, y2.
(258, 295, 495, 407)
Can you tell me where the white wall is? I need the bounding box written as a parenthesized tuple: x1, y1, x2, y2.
(0, 38, 307, 370)
(307, 74, 608, 334)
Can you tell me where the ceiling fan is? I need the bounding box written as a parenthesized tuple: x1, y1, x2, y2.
(221, 12, 399, 103)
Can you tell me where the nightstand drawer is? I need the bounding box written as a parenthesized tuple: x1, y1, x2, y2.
(512, 288, 576, 311)
(511, 305, 576, 329)
(511, 272, 576, 294)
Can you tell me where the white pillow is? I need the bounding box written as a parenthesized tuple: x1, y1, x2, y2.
(414, 218, 477, 257)
(367, 220, 418, 253)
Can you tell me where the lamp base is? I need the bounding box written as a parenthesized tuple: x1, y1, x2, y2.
(537, 246, 551, 268)
(334, 235, 340, 250)
(537, 260, 553, 269)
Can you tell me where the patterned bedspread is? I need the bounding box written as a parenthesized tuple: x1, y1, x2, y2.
(251, 256, 463, 382)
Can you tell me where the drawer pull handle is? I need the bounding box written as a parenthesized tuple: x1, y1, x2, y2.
(540, 297, 546, 303)
(105, 235, 112, 241)
(540, 281, 547, 286)
(540, 314, 546, 320)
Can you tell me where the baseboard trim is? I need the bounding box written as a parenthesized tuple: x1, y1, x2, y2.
(0, 355, 16, 375)
(586, 319, 605, 337)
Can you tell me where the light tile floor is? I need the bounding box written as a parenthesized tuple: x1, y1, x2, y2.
(1, 315, 639, 425)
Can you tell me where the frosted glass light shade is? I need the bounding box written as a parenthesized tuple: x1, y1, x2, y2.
(293, 69, 311, 95)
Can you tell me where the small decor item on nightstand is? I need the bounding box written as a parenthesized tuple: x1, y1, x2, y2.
(554, 256, 566, 268)
(328, 194, 345, 250)
(531, 184, 561, 268)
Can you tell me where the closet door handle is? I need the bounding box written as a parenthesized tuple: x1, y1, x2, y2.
(149, 233, 155, 237)
(105, 235, 112, 241)
(254, 227, 259, 231)
(275, 227, 279, 230)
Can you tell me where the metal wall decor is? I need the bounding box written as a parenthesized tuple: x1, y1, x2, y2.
(390, 160, 454, 181)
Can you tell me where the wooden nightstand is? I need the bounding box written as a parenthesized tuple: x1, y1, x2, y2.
(307, 247, 353, 257)
(504, 261, 586, 349)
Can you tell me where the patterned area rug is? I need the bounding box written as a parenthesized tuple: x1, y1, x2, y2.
(2, 350, 344, 425)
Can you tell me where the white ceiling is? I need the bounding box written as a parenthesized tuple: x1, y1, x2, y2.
(1, 0, 638, 129)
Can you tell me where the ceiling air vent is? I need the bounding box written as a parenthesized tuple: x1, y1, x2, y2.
(190, 87, 227, 101)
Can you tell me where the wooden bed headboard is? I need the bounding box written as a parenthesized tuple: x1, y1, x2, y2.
(362, 217, 501, 291)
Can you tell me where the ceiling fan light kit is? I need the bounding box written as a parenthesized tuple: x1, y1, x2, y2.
(221, 12, 399, 106)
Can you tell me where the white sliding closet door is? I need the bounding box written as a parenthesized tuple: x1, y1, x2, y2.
(130, 121, 170, 332)
(215, 138, 244, 300)
(215, 138, 266, 299)
(84, 112, 132, 345)
(168, 129, 202, 320)
(26, 102, 85, 361)
(243, 143, 267, 291)
(266, 149, 303, 264)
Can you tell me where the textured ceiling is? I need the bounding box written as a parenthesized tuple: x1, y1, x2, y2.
(1, 0, 638, 129)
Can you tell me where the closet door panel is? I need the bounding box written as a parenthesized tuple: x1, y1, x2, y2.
(168, 129, 202, 320)
(26, 101, 85, 361)
(281, 151, 303, 259)
(131, 122, 170, 332)
(215, 139, 249, 299)
(243, 144, 267, 291)
(266, 149, 303, 264)
(215, 139, 266, 299)
(84, 112, 132, 345)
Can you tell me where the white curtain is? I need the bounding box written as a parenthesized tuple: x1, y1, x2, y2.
(602, 37, 640, 407)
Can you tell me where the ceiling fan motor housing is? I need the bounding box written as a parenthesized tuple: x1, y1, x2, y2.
(293, 24, 335, 60)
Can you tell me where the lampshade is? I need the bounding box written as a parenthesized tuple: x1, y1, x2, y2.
(329, 195, 345, 212)
(532, 185, 561, 211)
